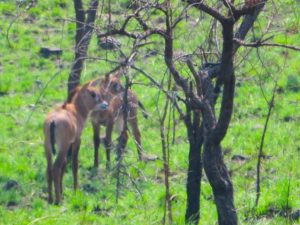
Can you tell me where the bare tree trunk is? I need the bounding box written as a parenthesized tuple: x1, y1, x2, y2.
(68, 0, 99, 96)
(185, 134, 203, 224)
(185, 108, 203, 224)
(203, 143, 237, 225)
(201, 21, 237, 225)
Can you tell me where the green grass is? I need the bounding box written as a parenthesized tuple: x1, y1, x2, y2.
(0, 1, 300, 224)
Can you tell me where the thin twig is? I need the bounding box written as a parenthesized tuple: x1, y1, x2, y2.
(234, 38, 300, 52)
(255, 83, 276, 207)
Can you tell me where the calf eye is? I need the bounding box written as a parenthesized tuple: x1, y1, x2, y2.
(90, 91, 96, 98)
(112, 83, 119, 91)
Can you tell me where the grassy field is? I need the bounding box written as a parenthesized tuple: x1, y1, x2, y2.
(0, 1, 299, 224)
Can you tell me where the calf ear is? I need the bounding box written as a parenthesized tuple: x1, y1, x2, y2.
(90, 78, 101, 87)
(114, 71, 122, 79)
(101, 74, 109, 84)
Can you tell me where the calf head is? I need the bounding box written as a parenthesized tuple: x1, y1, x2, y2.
(80, 81, 109, 111)
(100, 71, 124, 96)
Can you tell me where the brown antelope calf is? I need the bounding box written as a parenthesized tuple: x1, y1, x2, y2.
(90, 71, 152, 169)
(43, 81, 108, 204)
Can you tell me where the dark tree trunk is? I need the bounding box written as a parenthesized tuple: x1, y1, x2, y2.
(185, 137, 203, 224)
(68, 0, 99, 96)
(185, 111, 203, 224)
(203, 143, 237, 225)
(161, 3, 262, 224)
(201, 21, 237, 225)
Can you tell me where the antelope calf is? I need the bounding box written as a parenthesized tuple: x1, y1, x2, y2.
(44, 81, 108, 204)
(91, 71, 152, 169)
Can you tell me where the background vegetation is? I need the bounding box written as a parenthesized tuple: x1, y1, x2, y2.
(0, 0, 299, 224)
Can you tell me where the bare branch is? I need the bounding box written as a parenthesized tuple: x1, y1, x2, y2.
(233, 1, 266, 52)
(202, 1, 266, 78)
(186, 59, 203, 97)
(96, 4, 167, 40)
(233, 38, 300, 52)
(183, 1, 227, 23)
(131, 65, 185, 119)
(255, 82, 277, 207)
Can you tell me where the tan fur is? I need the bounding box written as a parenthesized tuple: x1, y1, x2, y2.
(44, 81, 108, 204)
(91, 71, 145, 169)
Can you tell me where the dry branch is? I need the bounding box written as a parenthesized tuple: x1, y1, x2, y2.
(233, 38, 300, 52)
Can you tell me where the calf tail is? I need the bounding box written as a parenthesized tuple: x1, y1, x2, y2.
(50, 121, 56, 155)
(138, 101, 148, 119)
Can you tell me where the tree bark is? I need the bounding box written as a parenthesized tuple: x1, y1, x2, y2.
(68, 0, 99, 96)
(185, 108, 203, 224)
(185, 135, 203, 224)
(203, 143, 237, 225)
(201, 21, 237, 225)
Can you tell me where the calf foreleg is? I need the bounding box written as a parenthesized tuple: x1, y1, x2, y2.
(104, 121, 113, 170)
(92, 123, 100, 168)
(72, 138, 81, 190)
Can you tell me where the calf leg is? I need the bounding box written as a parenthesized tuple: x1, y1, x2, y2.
(129, 118, 144, 161)
(47, 161, 53, 203)
(45, 143, 53, 204)
(92, 123, 100, 168)
(72, 138, 81, 190)
(67, 145, 72, 162)
(60, 157, 67, 195)
(53, 148, 67, 205)
(104, 121, 113, 170)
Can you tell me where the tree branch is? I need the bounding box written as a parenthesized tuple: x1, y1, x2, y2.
(68, 0, 99, 95)
(184, 0, 227, 23)
(233, 38, 300, 52)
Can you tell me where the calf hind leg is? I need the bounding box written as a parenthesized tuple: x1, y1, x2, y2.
(129, 119, 144, 161)
(53, 143, 69, 205)
(53, 158, 63, 204)
(130, 119, 158, 162)
(60, 158, 67, 195)
(46, 151, 53, 204)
